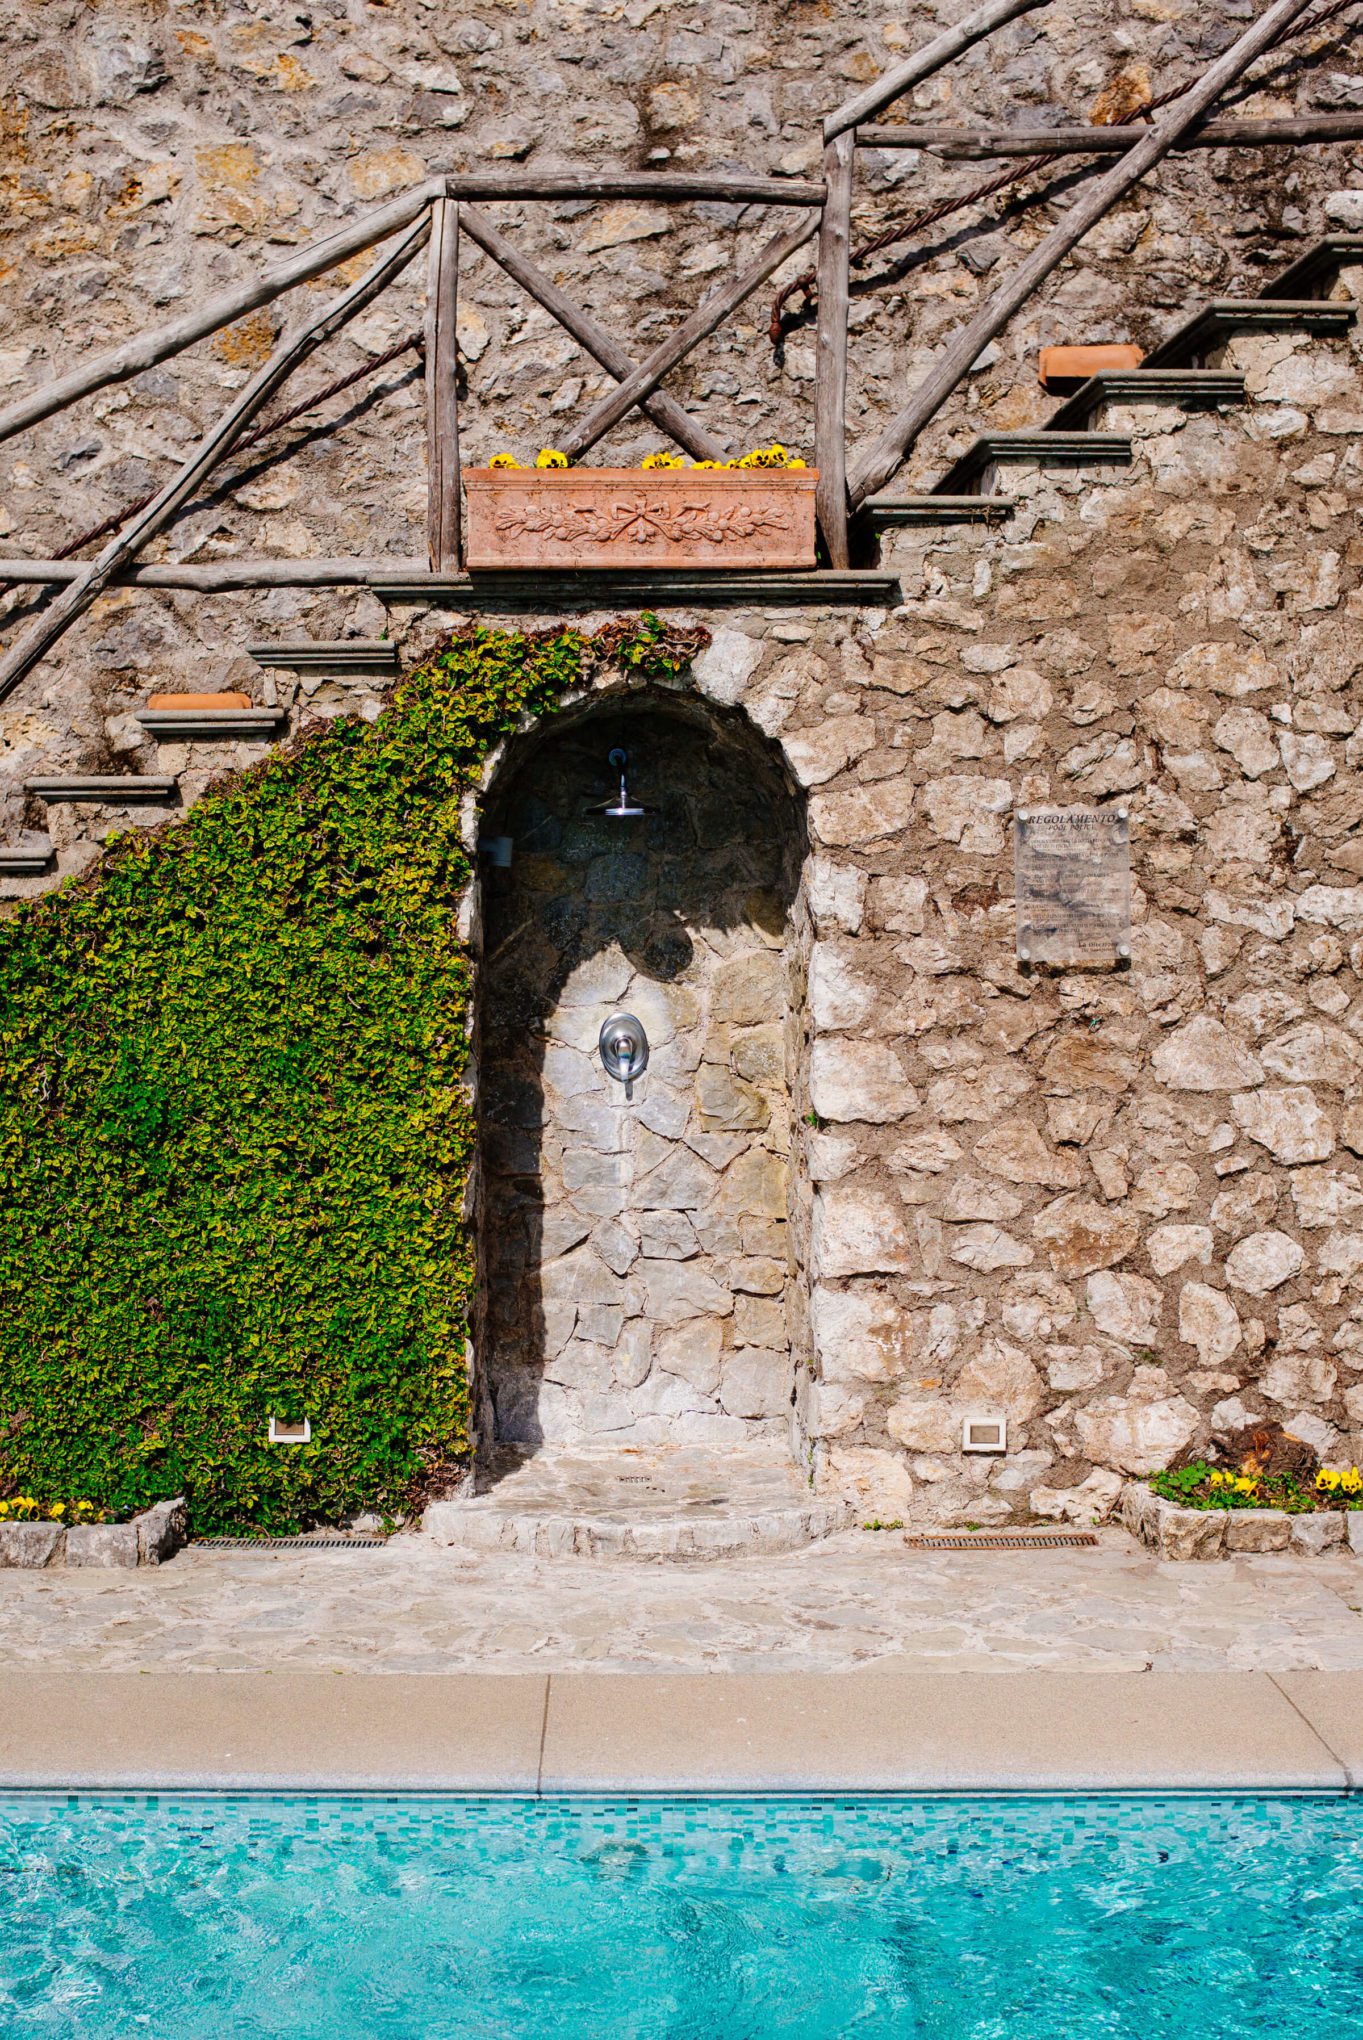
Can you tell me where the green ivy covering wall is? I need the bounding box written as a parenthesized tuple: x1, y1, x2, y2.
(0, 615, 706, 1534)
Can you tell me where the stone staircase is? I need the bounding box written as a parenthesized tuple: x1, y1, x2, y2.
(422, 1442, 852, 1559)
(3, 640, 398, 882)
(862, 234, 1363, 527)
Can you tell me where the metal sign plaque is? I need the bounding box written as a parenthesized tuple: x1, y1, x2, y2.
(1014, 806, 1130, 968)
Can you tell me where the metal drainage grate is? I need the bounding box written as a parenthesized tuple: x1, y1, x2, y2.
(904, 1530, 1099, 1551)
(196, 1535, 388, 1551)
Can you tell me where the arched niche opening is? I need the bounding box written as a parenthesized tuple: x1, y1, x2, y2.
(472, 688, 810, 1482)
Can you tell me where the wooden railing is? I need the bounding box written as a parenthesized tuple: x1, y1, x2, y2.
(818, 0, 1347, 541)
(0, 168, 825, 701)
(0, 0, 1358, 704)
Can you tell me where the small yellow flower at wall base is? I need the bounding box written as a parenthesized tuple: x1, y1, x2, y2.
(641, 450, 685, 469)
(535, 448, 569, 468)
(488, 452, 521, 469)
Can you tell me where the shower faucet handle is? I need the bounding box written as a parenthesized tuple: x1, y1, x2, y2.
(599, 1012, 649, 1085)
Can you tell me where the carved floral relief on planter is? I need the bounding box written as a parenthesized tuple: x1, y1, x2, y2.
(464, 468, 819, 570)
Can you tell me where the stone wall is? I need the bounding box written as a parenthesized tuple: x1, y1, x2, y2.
(707, 307, 1363, 1525)
(3, 4, 1363, 1523)
(3, 0, 1363, 819)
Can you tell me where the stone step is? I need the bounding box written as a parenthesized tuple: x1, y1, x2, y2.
(422, 1444, 852, 1561)
(371, 569, 900, 609)
(0, 840, 54, 874)
(860, 493, 1018, 527)
(933, 432, 1132, 496)
(1043, 368, 1245, 430)
(247, 639, 399, 674)
(1145, 298, 1356, 367)
(23, 775, 178, 804)
(1262, 233, 1363, 300)
(136, 708, 290, 741)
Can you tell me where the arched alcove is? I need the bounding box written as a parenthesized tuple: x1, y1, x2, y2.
(473, 689, 809, 1481)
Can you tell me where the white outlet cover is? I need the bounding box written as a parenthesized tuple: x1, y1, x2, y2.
(962, 1415, 1007, 1455)
(268, 1417, 311, 1445)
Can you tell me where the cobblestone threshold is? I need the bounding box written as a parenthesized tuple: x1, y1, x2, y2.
(1121, 1480, 1363, 1560)
(0, 1497, 186, 1570)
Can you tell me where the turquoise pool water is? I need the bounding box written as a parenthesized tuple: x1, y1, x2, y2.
(1, 1792, 1360, 2036)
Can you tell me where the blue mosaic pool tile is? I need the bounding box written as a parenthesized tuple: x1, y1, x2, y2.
(0, 1792, 1360, 2037)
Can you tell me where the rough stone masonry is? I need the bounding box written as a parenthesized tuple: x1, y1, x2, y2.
(2, 3, 1363, 1525)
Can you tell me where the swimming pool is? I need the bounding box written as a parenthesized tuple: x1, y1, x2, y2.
(1, 1791, 1360, 2036)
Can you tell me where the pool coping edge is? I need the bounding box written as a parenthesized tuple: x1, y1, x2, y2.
(1, 1670, 1359, 1793)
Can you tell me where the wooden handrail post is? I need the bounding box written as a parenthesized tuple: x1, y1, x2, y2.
(814, 134, 854, 569)
(426, 198, 462, 574)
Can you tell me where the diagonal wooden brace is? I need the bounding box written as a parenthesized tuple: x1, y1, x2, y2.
(0, 182, 445, 451)
(823, 0, 1051, 141)
(0, 212, 433, 706)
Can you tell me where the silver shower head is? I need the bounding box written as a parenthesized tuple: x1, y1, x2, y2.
(587, 747, 656, 818)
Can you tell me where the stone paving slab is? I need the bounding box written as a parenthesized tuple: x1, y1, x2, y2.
(0, 1528, 1360, 1676)
(0, 1669, 1355, 1792)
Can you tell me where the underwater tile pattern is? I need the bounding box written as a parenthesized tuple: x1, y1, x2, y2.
(1, 1791, 1361, 2037)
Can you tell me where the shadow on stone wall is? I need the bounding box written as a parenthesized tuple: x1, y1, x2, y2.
(475, 690, 807, 1470)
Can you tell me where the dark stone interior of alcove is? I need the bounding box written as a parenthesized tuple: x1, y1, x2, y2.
(475, 695, 807, 1475)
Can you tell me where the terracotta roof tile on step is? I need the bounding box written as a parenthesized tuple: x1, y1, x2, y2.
(1039, 343, 1144, 389)
(146, 691, 254, 711)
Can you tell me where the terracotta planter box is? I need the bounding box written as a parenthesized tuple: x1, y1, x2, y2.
(464, 467, 818, 572)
